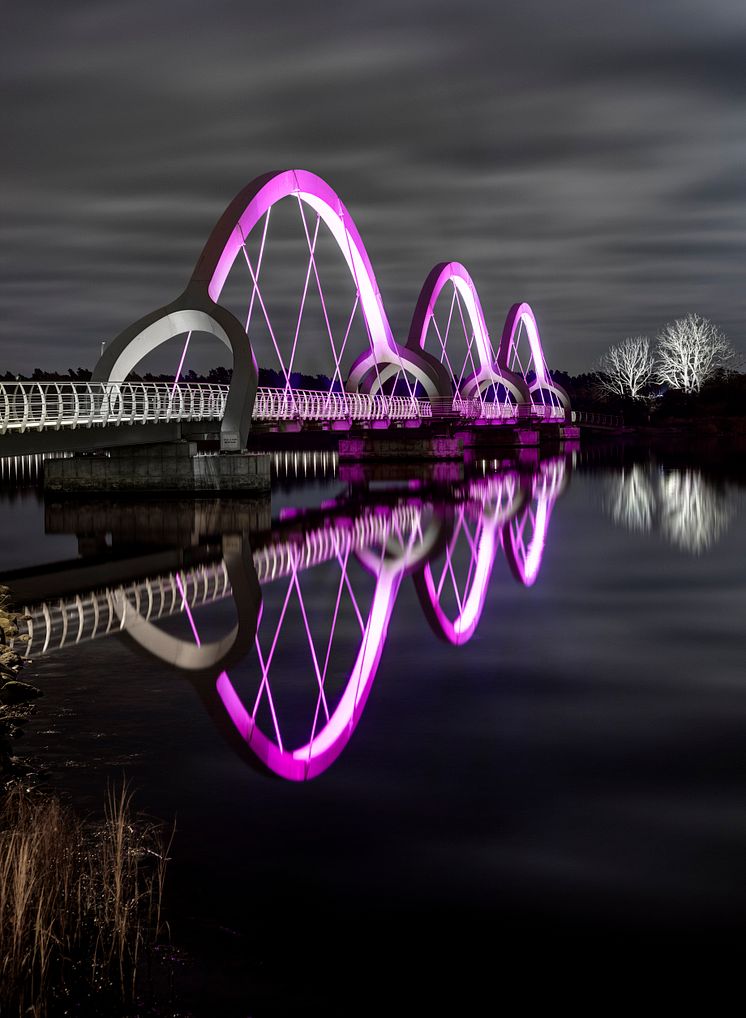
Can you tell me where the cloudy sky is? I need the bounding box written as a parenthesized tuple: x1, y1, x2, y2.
(2, 0, 746, 375)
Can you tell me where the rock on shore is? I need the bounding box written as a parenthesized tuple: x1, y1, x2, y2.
(0, 585, 40, 785)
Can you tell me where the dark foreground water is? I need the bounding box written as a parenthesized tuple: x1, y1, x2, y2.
(2, 444, 746, 1011)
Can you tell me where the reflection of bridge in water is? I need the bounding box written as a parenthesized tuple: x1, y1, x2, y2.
(6, 455, 568, 780)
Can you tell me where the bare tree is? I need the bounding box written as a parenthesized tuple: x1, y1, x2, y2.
(596, 336, 654, 400)
(656, 313, 737, 393)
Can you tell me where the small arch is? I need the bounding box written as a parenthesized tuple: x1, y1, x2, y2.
(91, 291, 256, 451)
(496, 303, 571, 411)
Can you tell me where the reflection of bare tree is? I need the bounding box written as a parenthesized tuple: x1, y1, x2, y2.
(658, 471, 732, 553)
(607, 465, 656, 533)
(606, 466, 733, 554)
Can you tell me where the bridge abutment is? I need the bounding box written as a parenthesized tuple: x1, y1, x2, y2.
(43, 442, 270, 495)
(538, 423, 581, 442)
(339, 434, 463, 461)
(454, 426, 540, 451)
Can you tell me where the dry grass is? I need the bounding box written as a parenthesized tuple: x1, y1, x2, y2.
(0, 782, 171, 1016)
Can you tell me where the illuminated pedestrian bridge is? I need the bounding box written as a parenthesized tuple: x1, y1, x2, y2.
(0, 170, 569, 454)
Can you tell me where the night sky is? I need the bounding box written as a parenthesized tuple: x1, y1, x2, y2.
(2, 0, 746, 375)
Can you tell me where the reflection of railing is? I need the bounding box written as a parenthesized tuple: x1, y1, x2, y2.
(16, 503, 423, 657)
(271, 450, 338, 480)
(1, 381, 567, 435)
(571, 410, 623, 428)
(23, 562, 231, 656)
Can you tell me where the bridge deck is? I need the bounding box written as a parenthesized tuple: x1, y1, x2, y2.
(0, 382, 569, 456)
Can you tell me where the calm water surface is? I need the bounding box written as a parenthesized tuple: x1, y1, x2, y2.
(1, 446, 745, 1011)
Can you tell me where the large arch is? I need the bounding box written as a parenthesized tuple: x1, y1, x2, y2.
(190, 168, 451, 399)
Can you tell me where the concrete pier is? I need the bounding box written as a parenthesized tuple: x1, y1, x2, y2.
(44, 442, 271, 494)
(455, 427, 539, 450)
(538, 424, 581, 443)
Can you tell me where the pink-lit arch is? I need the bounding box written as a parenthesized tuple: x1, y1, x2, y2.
(495, 303, 570, 411)
(215, 569, 400, 780)
(93, 464, 568, 780)
(411, 263, 530, 405)
(195, 169, 450, 401)
(180, 477, 566, 778)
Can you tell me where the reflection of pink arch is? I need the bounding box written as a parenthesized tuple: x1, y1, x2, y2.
(502, 460, 567, 586)
(119, 467, 565, 781)
(416, 526, 498, 645)
(216, 570, 401, 781)
(414, 474, 525, 645)
(502, 497, 551, 587)
(204, 473, 565, 778)
(213, 510, 443, 781)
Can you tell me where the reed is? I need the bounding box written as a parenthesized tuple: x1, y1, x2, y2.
(0, 782, 171, 1016)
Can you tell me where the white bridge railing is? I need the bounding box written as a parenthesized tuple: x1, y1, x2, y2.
(252, 388, 432, 422)
(0, 381, 564, 435)
(0, 382, 228, 434)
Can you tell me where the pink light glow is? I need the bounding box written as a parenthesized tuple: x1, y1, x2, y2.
(205, 170, 398, 367)
(498, 303, 549, 386)
(193, 169, 559, 406)
(502, 477, 557, 587)
(416, 473, 523, 644)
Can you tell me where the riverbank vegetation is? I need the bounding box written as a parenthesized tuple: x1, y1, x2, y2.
(0, 782, 171, 1017)
(1, 591, 173, 1016)
(568, 313, 744, 420)
(552, 314, 745, 429)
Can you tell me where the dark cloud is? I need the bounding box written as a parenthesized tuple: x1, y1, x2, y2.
(2, 0, 746, 374)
